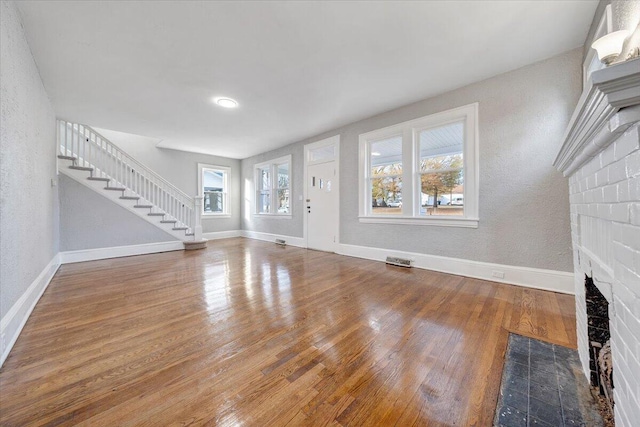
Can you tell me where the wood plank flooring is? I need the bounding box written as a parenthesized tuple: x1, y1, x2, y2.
(0, 238, 576, 426)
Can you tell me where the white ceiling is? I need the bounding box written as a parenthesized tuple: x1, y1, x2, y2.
(17, 1, 597, 159)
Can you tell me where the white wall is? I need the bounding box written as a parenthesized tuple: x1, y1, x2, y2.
(241, 49, 581, 272)
(0, 1, 58, 357)
(58, 175, 176, 251)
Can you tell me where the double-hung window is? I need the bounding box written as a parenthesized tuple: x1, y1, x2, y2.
(359, 103, 479, 228)
(255, 155, 291, 217)
(198, 164, 230, 216)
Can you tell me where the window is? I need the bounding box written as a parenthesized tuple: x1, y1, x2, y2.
(198, 164, 230, 216)
(418, 121, 464, 217)
(359, 103, 478, 228)
(255, 155, 291, 216)
(370, 135, 403, 215)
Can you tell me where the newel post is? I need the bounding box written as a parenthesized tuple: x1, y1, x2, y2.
(194, 196, 204, 241)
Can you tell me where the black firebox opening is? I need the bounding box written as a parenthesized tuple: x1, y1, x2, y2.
(585, 275, 614, 408)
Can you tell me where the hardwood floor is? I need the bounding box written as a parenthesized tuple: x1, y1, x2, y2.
(0, 238, 576, 426)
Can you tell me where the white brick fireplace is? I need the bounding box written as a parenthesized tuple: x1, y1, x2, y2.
(555, 58, 640, 427)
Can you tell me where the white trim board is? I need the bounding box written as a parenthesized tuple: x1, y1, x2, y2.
(202, 230, 242, 240)
(337, 243, 574, 294)
(1, 254, 61, 367)
(241, 230, 306, 248)
(59, 241, 184, 264)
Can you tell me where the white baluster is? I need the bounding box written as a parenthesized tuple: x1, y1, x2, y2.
(72, 124, 76, 159)
(88, 130, 92, 168)
(193, 196, 203, 240)
(99, 137, 103, 178)
(81, 126, 86, 167)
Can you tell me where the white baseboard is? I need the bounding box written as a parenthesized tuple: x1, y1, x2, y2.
(59, 241, 184, 264)
(202, 230, 242, 240)
(237, 232, 573, 293)
(241, 230, 306, 248)
(1, 233, 571, 369)
(337, 243, 574, 294)
(1, 254, 61, 367)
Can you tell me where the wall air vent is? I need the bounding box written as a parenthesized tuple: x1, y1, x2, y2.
(386, 256, 412, 268)
(275, 239, 286, 246)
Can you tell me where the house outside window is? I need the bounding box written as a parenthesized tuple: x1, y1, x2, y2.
(197, 164, 230, 216)
(255, 155, 291, 217)
(359, 103, 479, 228)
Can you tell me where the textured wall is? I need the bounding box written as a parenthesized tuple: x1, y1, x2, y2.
(611, 0, 640, 60)
(58, 175, 177, 251)
(242, 49, 582, 272)
(0, 1, 58, 318)
(93, 129, 241, 234)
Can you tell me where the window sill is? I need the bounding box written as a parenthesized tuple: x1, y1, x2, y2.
(253, 214, 292, 220)
(358, 216, 478, 228)
(202, 214, 231, 219)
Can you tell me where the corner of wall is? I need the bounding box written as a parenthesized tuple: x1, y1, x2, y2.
(0, 0, 59, 367)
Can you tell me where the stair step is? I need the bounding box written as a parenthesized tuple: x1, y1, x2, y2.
(104, 187, 126, 191)
(184, 240, 207, 251)
(87, 177, 110, 182)
(172, 227, 188, 231)
(69, 165, 93, 171)
(161, 220, 177, 223)
(133, 205, 153, 209)
(120, 196, 139, 200)
(57, 155, 76, 161)
(148, 213, 165, 216)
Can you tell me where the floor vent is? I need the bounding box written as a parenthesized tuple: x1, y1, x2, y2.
(275, 239, 286, 246)
(386, 256, 412, 268)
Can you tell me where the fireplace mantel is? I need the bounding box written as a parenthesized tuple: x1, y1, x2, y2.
(554, 58, 640, 176)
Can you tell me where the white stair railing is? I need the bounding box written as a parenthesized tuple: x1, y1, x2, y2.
(57, 120, 203, 240)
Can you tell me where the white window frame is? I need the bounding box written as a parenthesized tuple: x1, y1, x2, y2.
(197, 163, 230, 217)
(254, 155, 292, 218)
(358, 103, 479, 228)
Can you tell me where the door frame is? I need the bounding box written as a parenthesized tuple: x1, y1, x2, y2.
(303, 135, 340, 251)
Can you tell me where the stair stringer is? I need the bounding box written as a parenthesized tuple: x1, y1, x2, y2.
(58, 160, 192, 242)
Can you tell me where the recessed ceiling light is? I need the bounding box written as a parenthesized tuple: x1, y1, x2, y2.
(214, 97, 238, 108)
(371, 152, 381, 156)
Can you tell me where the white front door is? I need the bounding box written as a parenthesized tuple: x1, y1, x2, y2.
(306, 160, 338, 252)
(304, 135, 340, 252)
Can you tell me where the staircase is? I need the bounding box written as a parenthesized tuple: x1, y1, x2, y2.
(57, 120, 206, 249)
